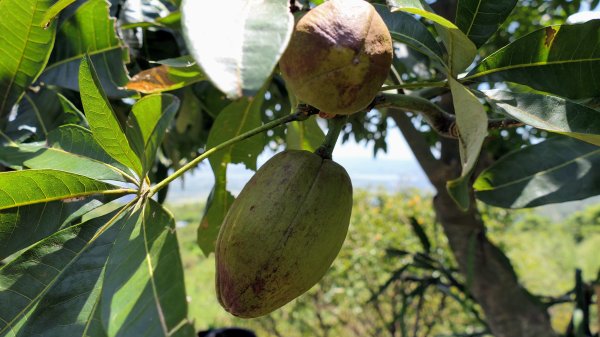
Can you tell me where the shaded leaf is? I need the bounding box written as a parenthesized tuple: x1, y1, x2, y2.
(0, 0, 56, 120)
(447, 78, 488, 210)
(393, 7, 476, 75)
(40, 0, 130, 98)
(0, 170, 126, 211)
(484, 90, 600, 146)
(0, 207, 123, 337)
(198, 184, 235, 256)
(126, 56, 206, 93)
(101, 199, 194, 337)
(181, 0, 293, 98)
(455, 0, 518, 48)
(79, 56, 143, 176)
(466, 21, 600, 99)
(0, 197, 107, 260)
(126, 94, 180, 176)
(286, 116, 325, 152)
(374, 4, 444, 66)
(474, 137, 600, 208)
(408, 217, 431, 253)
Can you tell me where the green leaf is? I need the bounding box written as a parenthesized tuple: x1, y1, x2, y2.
(0, 207, 123, 337)
(0, 170, 126, 211)
(474, 137, 600, 208)
(198, 184, 235, 256)
(125, 56, 206, 94)
(207, 97, 266, 175)
(455, 0, 517, 48)
(0, 144, 133, 182)
(41, 0, 78, 27)
(0, 0, 56, 121)
(40, 0, 130, 98)
(0, 197, 108, 260)
(392, 7, 476, 75)
(466, 21, 600, 99)
(374, 4, 445, 66)
(79, 56, 143, 176)
(484, 90, 600, 146)
(101, 199, 194, 337)
(125, 94, 180, 176)
(181, 0, 294, 98)
(447, 78, 488, 210)
(286, 116, 325, 152)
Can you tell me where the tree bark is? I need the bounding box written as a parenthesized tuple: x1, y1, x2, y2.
(389, 110, 557, 337)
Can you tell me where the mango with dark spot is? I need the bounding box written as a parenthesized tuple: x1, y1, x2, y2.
(215, 150, 353, 318)
(279, 0, 393, 115)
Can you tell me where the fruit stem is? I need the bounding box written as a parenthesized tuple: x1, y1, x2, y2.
(149, 107, 317, 197)
(315, 115, 347, 160)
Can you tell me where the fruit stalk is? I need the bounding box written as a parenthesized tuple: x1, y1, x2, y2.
(315, 115, 347, 160)
(149, 107, 316, 196)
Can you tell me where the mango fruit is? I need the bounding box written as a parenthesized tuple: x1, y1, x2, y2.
(279, 0, 393, 115)
(215, 150, 353, 318)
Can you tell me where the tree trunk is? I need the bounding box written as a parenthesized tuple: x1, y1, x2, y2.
(389, 110, 558, 337)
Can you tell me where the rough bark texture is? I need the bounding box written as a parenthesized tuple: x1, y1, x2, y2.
(389, 109, 558, 337)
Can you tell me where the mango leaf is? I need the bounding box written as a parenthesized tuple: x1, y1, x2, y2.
(0, 0, 56, 121)
(125, 94, 180, 176)
(40, 0, 130, 98)
(286, 116, 325, 152)
(0, 170, 128, 211)
(0, 197, 108, 260)
(198, 184, 235, 256)
(455, 0, 518, 48)
(447, 78, 488, 210)
(466, 21, 600, 99)
(207, 96, 266, 175)
(80, 56, 143, 176)
(181, 0, 293, 98)
(3, 88, 80, 142)
(0, 206, 124, 337)
(41, 0, 78, 27)
(484, 90, 600, 146)
(101, 199, 194, 337)
(374, 4, 444, 66)
(126, 56, 206, 94)
(197, 95, 265, 254)
(474, 137, 600, 208)
(392, 6, 476, 75)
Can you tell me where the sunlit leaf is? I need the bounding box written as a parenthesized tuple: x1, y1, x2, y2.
(484, 90, 600, 146)
(0, 170, 127, 211)
(181, 0, 293, 98)
(79, 56, 143, 176)
(447, 78, 488, 210)
(0, 0, 56, 121)
(475, 137, 600, 208)
(392, 6, 476, 75)
(101, 199, 194, 337)
(126, 94, 180, 176)
(466, 21, 600, 99)
(41, 0, 78, 27)
(0, 207, 123, 337)
(286, 116, 325, 152)
(0, 197, 107, 260)
(455, 0, 517, 47)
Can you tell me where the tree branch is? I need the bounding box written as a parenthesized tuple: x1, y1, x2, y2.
(374, 93, 523, 139)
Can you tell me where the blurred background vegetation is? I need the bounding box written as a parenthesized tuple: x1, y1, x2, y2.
(170, 189, 599, 337)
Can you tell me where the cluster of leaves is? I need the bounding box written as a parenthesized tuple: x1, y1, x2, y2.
(0, 0, 600, 335)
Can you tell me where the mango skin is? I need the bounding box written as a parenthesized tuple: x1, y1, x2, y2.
(279, 0, 393, 115)
(215, 150, 353, 318)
